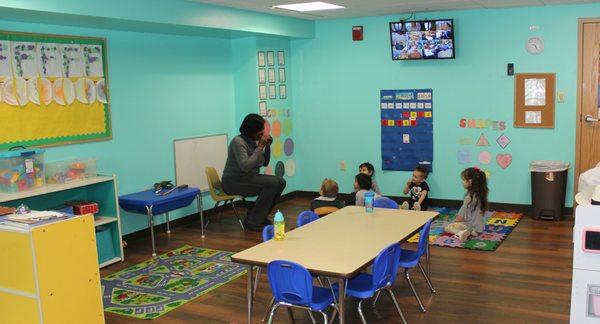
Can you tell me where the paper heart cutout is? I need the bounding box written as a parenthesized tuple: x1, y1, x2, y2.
(496, 154, 512, 169)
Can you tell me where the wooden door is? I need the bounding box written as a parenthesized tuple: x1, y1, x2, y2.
(576, 18, 600, 193)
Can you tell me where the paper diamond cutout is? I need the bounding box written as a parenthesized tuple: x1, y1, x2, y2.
(496, 133, 511, 149)
(476, 133, 490, 146)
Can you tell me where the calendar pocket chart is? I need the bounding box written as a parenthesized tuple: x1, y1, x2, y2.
(380, 89, 433, 171)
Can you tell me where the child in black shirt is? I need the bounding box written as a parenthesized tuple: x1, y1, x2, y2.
(402, 165, 430, 211)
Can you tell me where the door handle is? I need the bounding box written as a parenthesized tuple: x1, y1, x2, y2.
(585, 114, 599, 123)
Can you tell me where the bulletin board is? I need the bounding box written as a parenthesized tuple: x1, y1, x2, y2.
(0, 30, 111, 150)
(514, 73, 555, 128)
(381, 89, 434, 171)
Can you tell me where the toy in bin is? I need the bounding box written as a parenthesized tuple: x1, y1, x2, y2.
(46, 158, 97, 184)
(0, 147, 45, 193)
(65, 200, 99, 215)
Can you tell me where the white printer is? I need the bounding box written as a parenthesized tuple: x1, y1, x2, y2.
(571, 205, 600, 322)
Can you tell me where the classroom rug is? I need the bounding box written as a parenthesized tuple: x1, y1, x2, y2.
(407, 207, 524, 251)
(101, 245, 246, 320)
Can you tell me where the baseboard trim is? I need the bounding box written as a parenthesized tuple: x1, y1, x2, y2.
(123, 190, 573, 241)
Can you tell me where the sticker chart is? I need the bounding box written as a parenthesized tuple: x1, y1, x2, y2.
(380, 89, 433, 171)
(0, 31, 111, 149)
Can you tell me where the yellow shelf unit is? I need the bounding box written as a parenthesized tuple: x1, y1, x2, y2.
(0, 215, 105, 324)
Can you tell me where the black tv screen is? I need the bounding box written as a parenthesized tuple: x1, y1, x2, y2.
(390, 19, 455, 60)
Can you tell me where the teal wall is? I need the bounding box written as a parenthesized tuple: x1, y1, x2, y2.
(291, 3, 600, 207)
(1, 19, 236, 234)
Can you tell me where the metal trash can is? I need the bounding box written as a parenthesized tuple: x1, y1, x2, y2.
(530, 161, 570, 220)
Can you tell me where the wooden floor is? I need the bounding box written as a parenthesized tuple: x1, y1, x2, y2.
(102, 197, 574, 323)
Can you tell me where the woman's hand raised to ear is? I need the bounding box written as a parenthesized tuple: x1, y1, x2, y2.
(259, 134, 273, 149)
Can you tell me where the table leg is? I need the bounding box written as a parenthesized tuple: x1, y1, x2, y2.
(247, 265, 254, 324)
(426, 243, 431, 277)
(197, 194, 205, 238)
(166, 212, 171, 234)
(146, 206, 156, 257)
(338, 278, 346, 324)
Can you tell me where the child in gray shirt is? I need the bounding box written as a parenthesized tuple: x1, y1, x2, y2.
(444, 167, 489, 242)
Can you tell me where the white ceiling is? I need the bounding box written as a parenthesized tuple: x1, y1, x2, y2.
(193, 0, 598, 19)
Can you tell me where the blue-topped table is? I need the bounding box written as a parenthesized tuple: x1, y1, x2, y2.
(119, 187, 203, 257)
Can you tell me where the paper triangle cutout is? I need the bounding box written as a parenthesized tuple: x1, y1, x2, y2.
(476, 133, 490, 146)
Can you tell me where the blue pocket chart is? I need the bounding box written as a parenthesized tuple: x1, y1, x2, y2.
(380, 89, 433, 172)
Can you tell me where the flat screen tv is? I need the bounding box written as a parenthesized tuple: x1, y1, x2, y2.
(389, 19, 454, 60)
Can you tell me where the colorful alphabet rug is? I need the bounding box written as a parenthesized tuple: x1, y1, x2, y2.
(408, 207, 523, 251)
(102, 246, 246, 319)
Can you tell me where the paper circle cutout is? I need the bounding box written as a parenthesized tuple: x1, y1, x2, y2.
(96, 79, 107, 103)
(264, 166, 273, 175)
(271, 120, 282, 138)
(478, 151, 492, 165)
(263, 120, 271, 136)
(27, 78, 40, 105)
(282, 118, 292, 136)
(285, 159, 296, 177)
(284, 138, 294, 156)
(38, 78, 53, 105)
(272, 139, 283, 158)
(4, 77, 28, 106)
(275, 161, 285, 177)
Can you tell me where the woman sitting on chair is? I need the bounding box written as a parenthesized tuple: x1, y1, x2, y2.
(222, 114, 286, 231)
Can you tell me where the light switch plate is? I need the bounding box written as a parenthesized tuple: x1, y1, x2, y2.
(557, 91, 565, 103)
(340, 161, 346, 171)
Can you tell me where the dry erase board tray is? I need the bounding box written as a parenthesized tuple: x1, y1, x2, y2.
(0, 175, 114, 203)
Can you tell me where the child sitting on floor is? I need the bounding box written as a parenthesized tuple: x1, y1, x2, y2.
(444, 167, 489, 241)
(310, 178, 346, 211)
(354, 173, 381, 206)
(401, 165, 430, 211)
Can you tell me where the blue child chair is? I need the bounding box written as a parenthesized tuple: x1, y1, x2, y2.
(397, 218, 436, 312)
(297, 210, 319, 227)
(345, 243, 406, 324)
(266, 260, 339, 324)
(373, 197, 399, 209)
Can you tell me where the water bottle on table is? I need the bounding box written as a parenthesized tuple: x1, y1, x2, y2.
(365, 192, 375, 213)
(274, 210, 285, 240)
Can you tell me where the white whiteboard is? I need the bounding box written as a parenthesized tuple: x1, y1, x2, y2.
(173, 134, 228, 192)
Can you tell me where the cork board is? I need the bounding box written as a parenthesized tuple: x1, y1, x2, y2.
(514, 73, 555, 128)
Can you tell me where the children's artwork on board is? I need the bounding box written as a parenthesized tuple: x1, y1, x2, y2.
(381, 89, 433, 171)
(0, 32, 111, 149)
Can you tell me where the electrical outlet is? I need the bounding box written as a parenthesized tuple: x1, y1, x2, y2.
(340, 160, 347, 171)
(557, 91, 565, 103)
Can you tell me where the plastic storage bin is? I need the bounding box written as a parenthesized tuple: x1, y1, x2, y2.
(95, 225, 116, 264)
(0, 148, 45, 193)
(530, 161, 570, 220)
(46, 158, 97, 184)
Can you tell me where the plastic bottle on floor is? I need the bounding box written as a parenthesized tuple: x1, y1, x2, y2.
(274, 210, 285, 240)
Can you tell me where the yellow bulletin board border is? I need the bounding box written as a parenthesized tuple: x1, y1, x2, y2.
(0, 30, 111, 150)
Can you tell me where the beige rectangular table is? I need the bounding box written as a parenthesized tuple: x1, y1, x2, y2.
(231, 206, 439, 324)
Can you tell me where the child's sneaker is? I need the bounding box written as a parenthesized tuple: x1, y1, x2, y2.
(400, 201, 410, 210)
(455, 229, 470, 242)
(412, 202, 421, 211)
